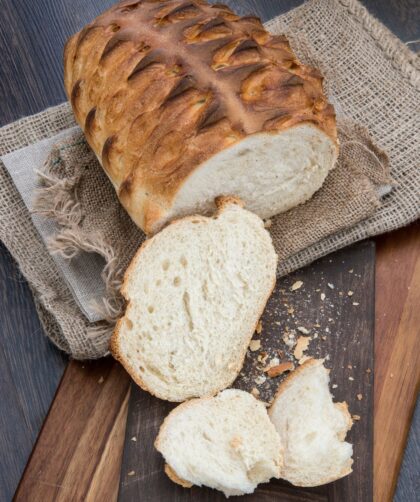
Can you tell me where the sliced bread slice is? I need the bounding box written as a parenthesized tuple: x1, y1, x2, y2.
(110, 197, 277, 402)
(269, 359, 353, 487)
(155, 389, 283, 497)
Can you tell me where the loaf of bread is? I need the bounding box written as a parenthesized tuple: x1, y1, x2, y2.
(269, 359, 353, 487)
(64, 0, 338, 234)
(155, 389, 283, 496)
(110, 197, 277, 401)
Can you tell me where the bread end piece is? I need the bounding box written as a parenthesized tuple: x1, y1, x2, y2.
(269, 359, 353, 487)
(156, 389, 283, 496)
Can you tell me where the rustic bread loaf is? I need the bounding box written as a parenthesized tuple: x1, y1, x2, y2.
(269, 359, 354, 487)
(110, 197, 277, 402)
(64, 0, 338, 234)
(155, 389, 283, 496)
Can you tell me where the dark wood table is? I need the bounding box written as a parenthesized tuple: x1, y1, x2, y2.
(0, 1, 418, 501)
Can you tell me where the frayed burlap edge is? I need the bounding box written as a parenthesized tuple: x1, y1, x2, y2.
(33, 165, 125, 323)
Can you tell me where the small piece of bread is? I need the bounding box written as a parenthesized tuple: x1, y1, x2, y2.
(111, 197, 277, 402)
(269, 359, 353, 487)
(155, 389, 283, 497)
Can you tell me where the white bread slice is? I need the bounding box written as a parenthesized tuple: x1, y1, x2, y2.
(110, 197, 277, 402)
(155, 389, 283, 497)
(269, 359, 353, 487)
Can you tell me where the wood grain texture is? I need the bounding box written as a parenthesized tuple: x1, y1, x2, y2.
(119, 241, 375, 501)
(0, 243, 67, 502)
(374, 222, 420, 502)
(14, 359, 130, 502)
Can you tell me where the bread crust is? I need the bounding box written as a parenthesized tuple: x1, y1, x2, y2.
(164, 464, 193, 488)
(110, 197, 277, 402)
(64, 0, 338, 233)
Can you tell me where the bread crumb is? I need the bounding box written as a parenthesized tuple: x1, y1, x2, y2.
(349, 376, 354, 381)
(131, 436, 137, 442)
(366, 368, 371, 373)
(255, 375, 266, 385)
(321, 293, 326, 301)
(352, 414, 361, 421)
(294, 336, 311, 360)
(291, 280, 303, 291)
(128, 471, 135, 476)
(353, 302, 360, 306)
(257, 351, 268, 364)
(321, 335, 327, 341)
(297, 326, 310, 335)
(266, 361, 295, 377)
(332, 384, 338, 389)
(282, 331, 296, 349)
(327, 283, 334, 289)
(98, 376, 104, 384)
(287, 306, 294, 315)
(349, 269, 354, 273)
(251, 387, 260, 398)
(249, 339, 261, 351)
(357, 393, 363, 400)
(347, 364, 353, 369)
(256, 320, 263, 334)
(264, 219, 272, 229)
(313, 332, 318, 339)
(347, 291, 354, 296)
(298, 355, 311, 365)
(267, 357, 280, 368)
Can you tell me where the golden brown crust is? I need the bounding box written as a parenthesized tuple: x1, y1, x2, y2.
(109, 197, 277, 402)
(214, 194, 244, 209)
(164, 464, 193, 488)
(64, 0, 337, 233)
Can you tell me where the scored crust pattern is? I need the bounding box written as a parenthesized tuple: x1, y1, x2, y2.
(64, 0, 337, 231)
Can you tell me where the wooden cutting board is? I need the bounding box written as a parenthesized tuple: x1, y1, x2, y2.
(117, 240, 374, 501)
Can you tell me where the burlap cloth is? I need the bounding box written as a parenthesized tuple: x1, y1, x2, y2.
(0, 0, 418, 359)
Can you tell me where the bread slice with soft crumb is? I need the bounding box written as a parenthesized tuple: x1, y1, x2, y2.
(269, 359, 353, 487)
(155, 389, 283, 497)
(110, 197, 277, 402)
